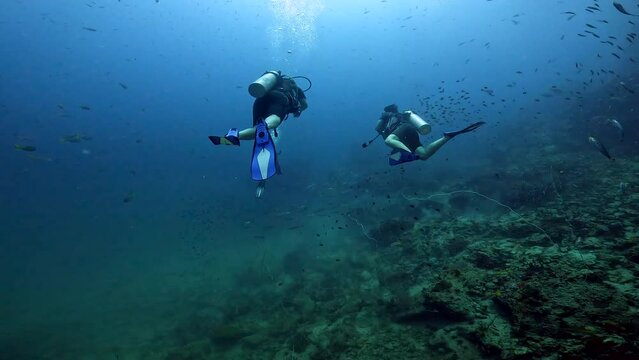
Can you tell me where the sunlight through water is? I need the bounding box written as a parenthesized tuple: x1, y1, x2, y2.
(268, 0, 325, 59)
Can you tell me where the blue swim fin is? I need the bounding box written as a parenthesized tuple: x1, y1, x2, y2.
(389, 149, 419, 166)
(251, 121, 278, 180)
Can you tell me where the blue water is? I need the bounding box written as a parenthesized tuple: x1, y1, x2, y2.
(1, 1, 638, 358)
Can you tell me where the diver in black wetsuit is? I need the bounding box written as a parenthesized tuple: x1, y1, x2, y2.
(208, 71, 309, 197)
(242, 73, 308, 140)
(370, 104, 484, 164)
(210, 71, 308, 146)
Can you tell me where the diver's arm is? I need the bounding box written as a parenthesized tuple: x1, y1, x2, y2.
(375, 119, 385, 135)
(375, 115, 390, 134)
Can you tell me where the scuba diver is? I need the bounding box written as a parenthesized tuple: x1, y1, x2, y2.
(363, 104, 484, 165)
(208, 70, 310, 198)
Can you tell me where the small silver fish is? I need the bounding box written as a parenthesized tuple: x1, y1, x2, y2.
(607, 119, 624, 139)
(588, 136, 613, 160)
(619, 81, 635, 94)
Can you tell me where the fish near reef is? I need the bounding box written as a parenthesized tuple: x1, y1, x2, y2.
(607, 119, 624, 139)
(14, 144, 36, 152)
(588, 136, 613, 160)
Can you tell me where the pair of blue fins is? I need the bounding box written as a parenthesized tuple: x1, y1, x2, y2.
(209, 121, 278, 181)
(209, 121, 487, 180)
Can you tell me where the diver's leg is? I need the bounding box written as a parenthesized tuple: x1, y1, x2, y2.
(265, 114, 282, 129)
(443, 121, 485, 138)
(384, 134, 412, 153)
(238, 114, 282, 140)
(415, 122, 485, 159)
(415, 136, 449, 160)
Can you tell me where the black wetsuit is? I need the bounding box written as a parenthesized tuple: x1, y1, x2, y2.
(252, 78, 306, 126)
(377, 111, 422, 152)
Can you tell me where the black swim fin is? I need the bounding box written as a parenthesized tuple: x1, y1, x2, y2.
(444, 121, 485, 138)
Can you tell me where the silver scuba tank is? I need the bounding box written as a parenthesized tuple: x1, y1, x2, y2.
(249, 71, 281, 98)
(404, 110, 431, 135)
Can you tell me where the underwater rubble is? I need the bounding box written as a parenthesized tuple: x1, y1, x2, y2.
(140, 150, 639, 360)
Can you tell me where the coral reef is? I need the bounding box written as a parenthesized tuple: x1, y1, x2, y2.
(140, 153, 639, 359)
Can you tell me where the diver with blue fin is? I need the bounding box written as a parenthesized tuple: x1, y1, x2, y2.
(362, 104, 484, 166)
(251, 120, 279, 197)
(208, 70, 309, 198)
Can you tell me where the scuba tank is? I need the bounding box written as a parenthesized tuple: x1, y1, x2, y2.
(249, 70, 281, 98)
(404, 110, 431, 135)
